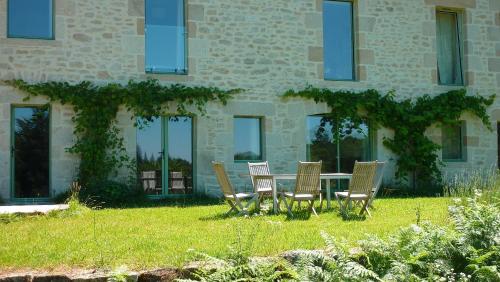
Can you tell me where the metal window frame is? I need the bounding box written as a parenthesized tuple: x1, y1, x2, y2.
(10, 104, 52, 203)
(442, 121, 467, 162)
(136, 115, 196, 199)
(144, 0, 188, 75)
(436, 9, 465, 86)
(233, 116, 265, 163)
(305, 114, 375, 172)
(7, 0, 55, 40)
(323, 0, 357, 81)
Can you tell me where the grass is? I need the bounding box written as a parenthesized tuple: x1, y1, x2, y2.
(0, 197, 451, 271)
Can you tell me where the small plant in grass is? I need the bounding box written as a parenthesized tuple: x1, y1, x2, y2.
(49, 182, 90, 218)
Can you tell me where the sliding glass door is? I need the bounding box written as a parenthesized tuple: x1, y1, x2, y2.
(136, 116, 193, 196)
(12, 106, 50, 199)
(307, 115, 372, 189)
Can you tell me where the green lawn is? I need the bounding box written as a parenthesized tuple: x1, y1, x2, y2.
(0, 197, 451, 271)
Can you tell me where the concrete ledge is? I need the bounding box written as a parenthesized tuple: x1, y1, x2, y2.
(0, 204, 69, 215)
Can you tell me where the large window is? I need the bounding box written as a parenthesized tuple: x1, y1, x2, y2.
(145, 0, 186, 74)
(307, 116, 371, 175)
(12, 106, 50, 199)
(234, 117, 263, 161)
(136, 116, 193, 196)
(8, 0, 54, 39)
(436, 10, 463, 85)
(323, 0, 355, 80)
(442, 122, 466, 161)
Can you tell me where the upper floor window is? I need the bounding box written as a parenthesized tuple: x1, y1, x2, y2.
(8, 0, 54, 39)
(145, 0, 186, 74)
(323, 0, 355, 81)
(436, 10, 464, 85)
(234, 117, 263, 161)
(442, 122, 466, 161)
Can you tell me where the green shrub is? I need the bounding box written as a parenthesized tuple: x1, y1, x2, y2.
(181, 193, 499, 282)
(79, 180, 146, 207)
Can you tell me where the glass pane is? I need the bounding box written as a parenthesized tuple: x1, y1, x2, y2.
(306, 116, 338, 173)
(137, 117, 163, 195)
(14, 107, 50, 198)
(8, 0, 53, 39)
(323, 1, 354, 80)
(338, 121, 370, 173)
(167, 116, 193, 194)
(145, 0, 186, 73)
(234, 117, 262, 161)
(442, 124, 462, 160)
(436, 11, 463, 85)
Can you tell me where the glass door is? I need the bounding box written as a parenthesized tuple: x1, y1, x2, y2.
(136, 116, 193, 196)
(12, 106, 50, 199)
(137, 117, 164, 196)
(167, 117, 193, 194)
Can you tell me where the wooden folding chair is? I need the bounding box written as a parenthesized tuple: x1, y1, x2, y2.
(335, 161, 377, 216)
(212, 161, 259, 215)
(280, 161, 322, 217)
(248, 161, 273, 204)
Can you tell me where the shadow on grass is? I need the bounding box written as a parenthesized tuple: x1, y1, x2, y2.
(93, 197, 225, 210)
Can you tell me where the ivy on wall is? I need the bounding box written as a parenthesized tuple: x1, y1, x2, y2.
(6, 79, 240, 187)
(284, 87, 495, 188)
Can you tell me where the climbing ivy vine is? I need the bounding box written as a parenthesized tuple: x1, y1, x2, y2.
(6, 79, 240, 187)
(284, 87, 495, 188)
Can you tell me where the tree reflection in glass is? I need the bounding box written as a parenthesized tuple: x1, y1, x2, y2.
(14, 107, 50, 198)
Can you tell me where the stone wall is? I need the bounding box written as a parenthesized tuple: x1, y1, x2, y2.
(0, 0, 499, 199)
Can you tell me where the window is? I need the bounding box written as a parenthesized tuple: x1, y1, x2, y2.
(145, 0, 186, 74)
(323, 0, 355, 80)
(8, 0, 54, 39)
(12, 106, 50, 199)
(307, 115, 372, 188)
(136, 116, 194, 196)
(234, 117, 263, 161)
(436, 10, 463, 85)
(442, 122, 466, 161)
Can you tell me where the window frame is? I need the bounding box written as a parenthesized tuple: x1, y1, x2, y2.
(305, 114, 375, 173)
(322, 0, 356, 81)
(435, 9, 464, 86)
(233, 116, 265, 163)
(7, 0, 55, 40)
(144, 0, 188, 75)
(10, 104, 52, 202)
(441, 121, 467, 162)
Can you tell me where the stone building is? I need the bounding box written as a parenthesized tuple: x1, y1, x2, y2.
(0, 0, 499, 202)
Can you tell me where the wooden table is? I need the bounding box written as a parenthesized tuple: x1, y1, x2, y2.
(240, 173, 352, 213)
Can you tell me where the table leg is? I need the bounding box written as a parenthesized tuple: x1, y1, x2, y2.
(326, 179, 331, 209)
(273, 177, 278, 214)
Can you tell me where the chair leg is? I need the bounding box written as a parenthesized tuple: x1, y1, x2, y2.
(309, 200, 318, 216)
(298, 201, 302, 209)
(360, 199, 371, 217)
(288, 199, 295, 217)
(226, 200, 239, 215)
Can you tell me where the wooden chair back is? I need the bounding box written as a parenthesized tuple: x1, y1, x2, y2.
(248, 161, 272, 192)
(294, 161, 322, 195)
(212, 161, 235, 197)
(348, 161, 378, 195)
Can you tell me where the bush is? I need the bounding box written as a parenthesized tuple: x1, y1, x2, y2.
(182, 193, 499, 282)
(79, 179, 146, 207)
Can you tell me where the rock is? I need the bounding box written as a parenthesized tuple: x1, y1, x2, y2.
(0, 275, 32, 282)
(137, 269, 180, 282)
